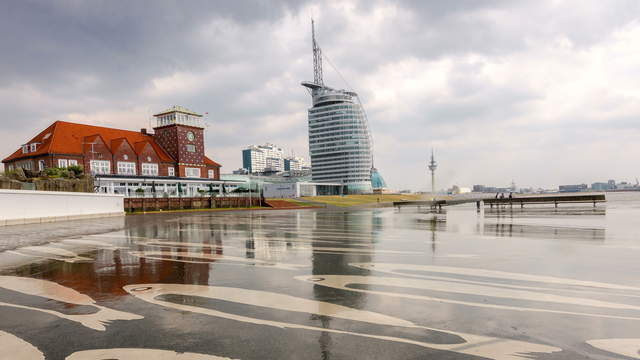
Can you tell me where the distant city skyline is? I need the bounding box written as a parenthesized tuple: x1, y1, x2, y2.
(1, 1, 640, 191)
(242, 142, 309, 174)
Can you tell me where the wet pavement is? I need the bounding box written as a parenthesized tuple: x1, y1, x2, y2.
(1, 192, 640, 359)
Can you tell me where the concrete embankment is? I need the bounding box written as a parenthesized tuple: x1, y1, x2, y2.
(0, 189, 124, 227)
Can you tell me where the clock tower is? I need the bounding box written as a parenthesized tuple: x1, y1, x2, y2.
(152, 106, 206, 177)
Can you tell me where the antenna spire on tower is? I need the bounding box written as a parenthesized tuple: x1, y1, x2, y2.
(428, 149, 438, 198)
(312, 19, 324, 85)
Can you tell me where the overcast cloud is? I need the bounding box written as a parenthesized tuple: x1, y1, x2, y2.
(1, 0, 639, 190)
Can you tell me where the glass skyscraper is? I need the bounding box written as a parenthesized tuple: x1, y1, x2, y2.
(302, 83, 373, 193)
(301, 21, 374, 194)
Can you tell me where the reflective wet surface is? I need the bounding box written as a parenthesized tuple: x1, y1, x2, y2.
(1, 192, 640, 359)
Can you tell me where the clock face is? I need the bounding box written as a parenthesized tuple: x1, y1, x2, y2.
(186, 131, 195, 141)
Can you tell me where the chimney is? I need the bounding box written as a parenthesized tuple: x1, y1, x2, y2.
(141, 128, 147, 135)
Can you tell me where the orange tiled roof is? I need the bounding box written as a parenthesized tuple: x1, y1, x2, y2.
(133, 140, 152, 155)
(111, 137, 132, 153)
(2, 121, 176, 163)
(2, 121, 59, 162)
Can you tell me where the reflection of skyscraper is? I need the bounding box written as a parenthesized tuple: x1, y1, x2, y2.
(308, 210, 378, 359)
(302, 20, 373, 194)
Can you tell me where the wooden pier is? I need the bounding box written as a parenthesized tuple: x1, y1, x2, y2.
(483, 193, 606, 208)
(394, 193, 606, 210)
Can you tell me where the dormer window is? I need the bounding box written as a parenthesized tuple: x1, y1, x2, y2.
(22, 145, 29, 154)
(30, 143, 37, 152)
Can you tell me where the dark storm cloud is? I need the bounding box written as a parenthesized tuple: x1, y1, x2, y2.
(316, 0, 640, 76)
(0, 0, 307, 87)
(0, 0, 311, 145)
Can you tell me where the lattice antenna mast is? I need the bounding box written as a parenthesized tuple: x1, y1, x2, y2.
(312, 19, 324, 85)
(428, 149, 438, 197)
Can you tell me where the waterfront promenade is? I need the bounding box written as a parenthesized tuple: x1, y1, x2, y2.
(0, 193, 639, 359)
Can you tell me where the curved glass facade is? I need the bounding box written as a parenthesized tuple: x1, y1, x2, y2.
(303, 84, 373, 194)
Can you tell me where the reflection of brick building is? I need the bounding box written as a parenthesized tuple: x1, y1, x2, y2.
(2, 106, 240, 197)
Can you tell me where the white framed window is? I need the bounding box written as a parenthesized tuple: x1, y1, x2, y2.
(208, 169, 214, 178)
(142, 163, 159, 176)
(38, 160, 45, 171)
(20, 161, 33, 170)
(58, 159, 68, 168)
(68, 159, 78, 166)
(168, 167, 175, 177)
(22, 145, 29, 154)
(117, 161, 136, 175)
(186, 144, 196, 152)
(90, 160, 111, 175)
(30, 143, 37, 152)
(185, 167, 200, 178)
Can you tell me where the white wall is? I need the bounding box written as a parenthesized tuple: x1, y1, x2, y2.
(263, 183, 298, 198)
(0, 189, 124, 226)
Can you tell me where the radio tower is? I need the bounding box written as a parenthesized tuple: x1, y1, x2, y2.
(312, 19, 324, 85)
(428, 149, 438, 198)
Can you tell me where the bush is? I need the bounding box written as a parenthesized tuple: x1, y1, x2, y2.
(42, 165, 83, 179)
(45, 167, 71, 178)
(23, 169, 39, 178)
(67, 165, 84, 177)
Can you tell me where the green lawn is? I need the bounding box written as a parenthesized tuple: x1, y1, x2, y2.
(300, 194, 424, 207)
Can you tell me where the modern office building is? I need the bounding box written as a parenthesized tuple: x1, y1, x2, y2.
(242, 143, 285, 174)
(221, 172, 341, 197)
(559, 184, 588, 193)
(301, 21, 374, 193)
(283, 156, 308, 171)
(2, 106, 244, 197)
(591, 181, 615, 191)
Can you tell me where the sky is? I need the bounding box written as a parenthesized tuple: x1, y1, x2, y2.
(1, 0, 639, 191)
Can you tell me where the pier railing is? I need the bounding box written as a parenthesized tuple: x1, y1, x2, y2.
(394, 193, 606, 210)
(484, 193, 606, 208)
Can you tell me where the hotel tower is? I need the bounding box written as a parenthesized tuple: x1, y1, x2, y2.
(302, 20, 374, 193)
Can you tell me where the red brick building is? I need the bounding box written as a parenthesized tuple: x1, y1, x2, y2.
(2, 106, 236, 197)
